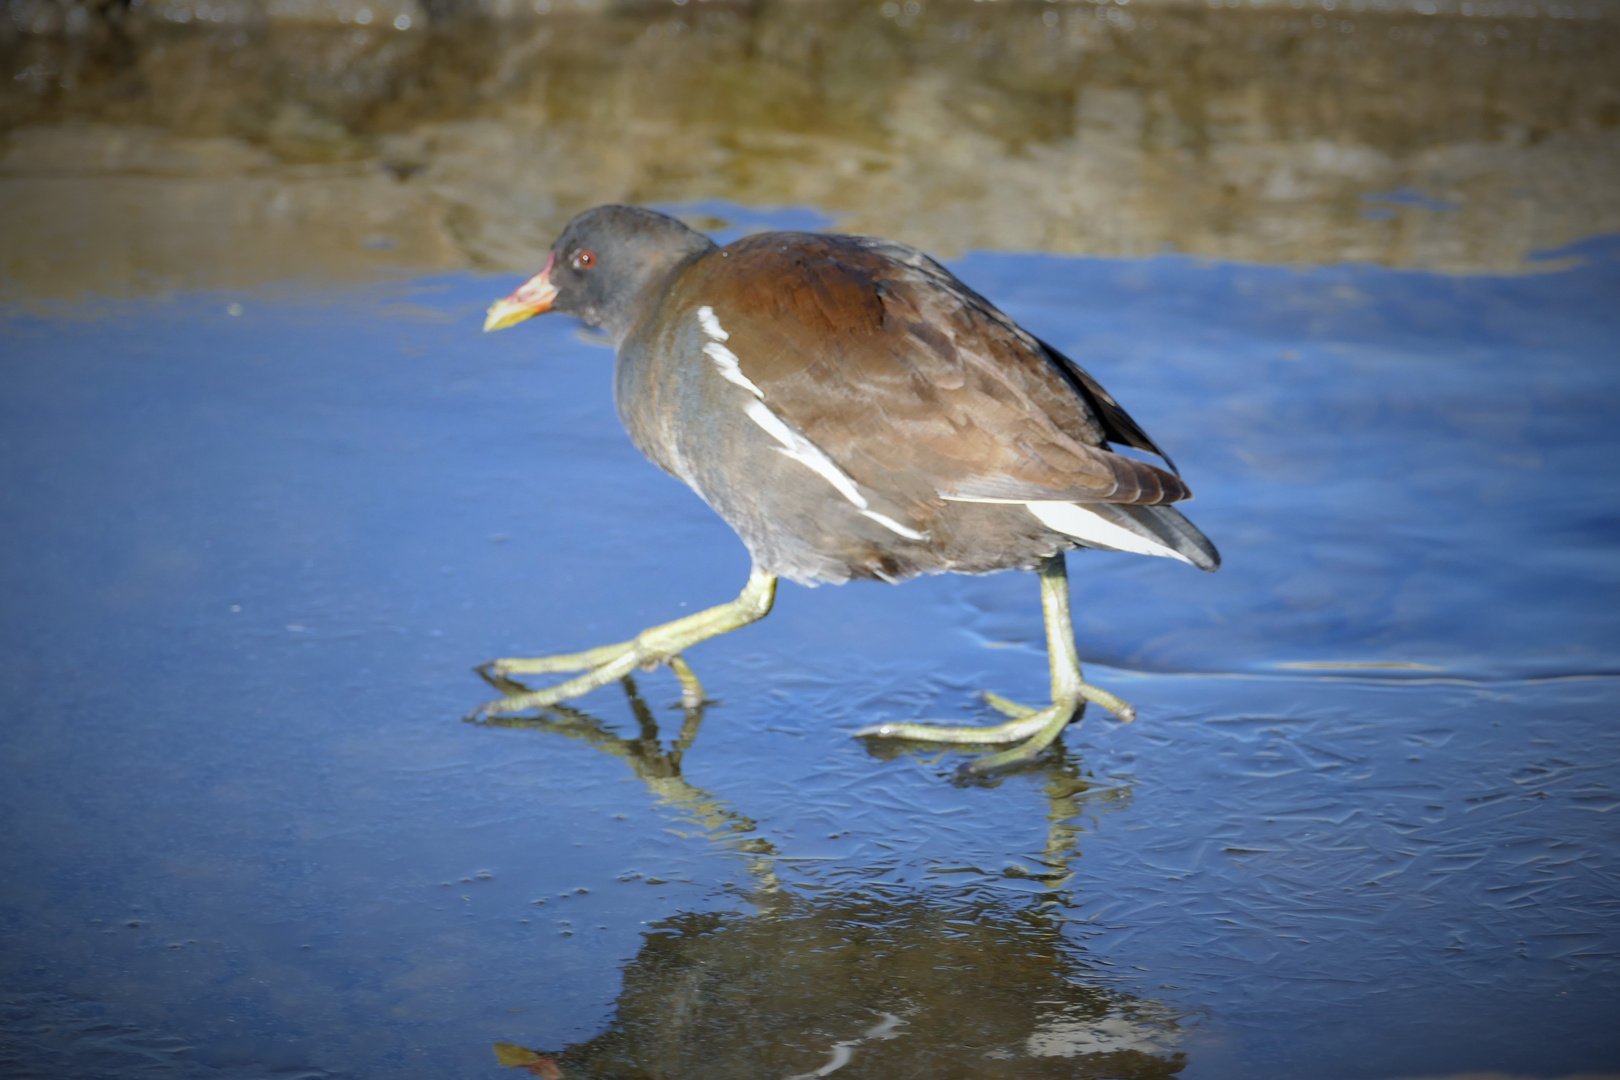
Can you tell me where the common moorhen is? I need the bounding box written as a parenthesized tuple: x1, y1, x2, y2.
(475, 205, 1217, 773)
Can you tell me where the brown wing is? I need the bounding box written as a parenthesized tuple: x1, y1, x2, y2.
(681, 232, 1188, 519)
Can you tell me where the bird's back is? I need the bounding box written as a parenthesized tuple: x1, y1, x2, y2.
(615, 230, 1217, 584)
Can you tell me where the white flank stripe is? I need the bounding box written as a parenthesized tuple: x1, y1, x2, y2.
(703, 341, 763, 397)
(1026, 501, 1195, 566)
(861, 510, 926, 541)
(697, 305, 729, 341)
(744, 399, 868, 509)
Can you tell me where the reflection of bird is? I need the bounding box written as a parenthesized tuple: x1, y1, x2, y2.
(476, 683, 1171, 1077)
(476, 205, 1217, 772)
(494, 892, 1186, 1079)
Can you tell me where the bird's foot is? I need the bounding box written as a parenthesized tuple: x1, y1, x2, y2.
(854, 699, 1057, 746)
(467, 570, 777, 721)
(855, 680, 1135, 776)
(989, 682, 1135, 724)
(855, 697, 1078, 775)
(479, 639, 636, 683)
(471, 643, 705, 718)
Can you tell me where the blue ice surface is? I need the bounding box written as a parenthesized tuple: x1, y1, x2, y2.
(0, 214, 1616, 1079)
(949, 234, 1620, 681)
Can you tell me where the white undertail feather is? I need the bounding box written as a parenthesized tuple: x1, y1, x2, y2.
(1025, 501, 1195, 565)
(742, 399, 926, 541)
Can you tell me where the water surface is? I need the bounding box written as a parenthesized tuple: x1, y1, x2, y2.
(3, 215, 1617, 1077)
(2, 3, 1619, 1078)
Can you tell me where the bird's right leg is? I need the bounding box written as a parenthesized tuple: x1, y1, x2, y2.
(855, 555, 1135, 773)
(469, 568, 777, 718)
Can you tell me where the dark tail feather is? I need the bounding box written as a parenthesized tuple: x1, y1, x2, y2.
(1084, 503, 1221, 572)
(1038, 337, 1180, 476)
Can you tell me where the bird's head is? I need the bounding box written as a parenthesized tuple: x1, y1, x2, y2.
(484, 205, 717, 345)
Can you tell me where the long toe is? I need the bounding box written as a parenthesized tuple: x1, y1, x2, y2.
(474, 663, 530, 695)
(855, 705, 1065, 747)
(482, 640, 638, 679)
(982, 691, 1040, 719)
(465, 697, 516, 723)
(959, 703, 1077, 775)
(1075, 681, 1135, 723)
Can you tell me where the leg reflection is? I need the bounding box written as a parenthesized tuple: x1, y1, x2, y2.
(466, 675, 779, 883)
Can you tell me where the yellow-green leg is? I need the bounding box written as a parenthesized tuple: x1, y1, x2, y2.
(468, 569, 777, 719)
(855, 554, 1134, 774)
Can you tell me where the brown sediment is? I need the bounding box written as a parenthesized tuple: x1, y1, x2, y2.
(2, 0, 1617, 298)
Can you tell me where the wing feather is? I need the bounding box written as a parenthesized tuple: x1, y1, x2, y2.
(674, 233, 1190, 524)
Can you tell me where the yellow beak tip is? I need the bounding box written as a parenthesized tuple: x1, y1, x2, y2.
(483, 275, 558, 333)
(483, 302, 535, 333)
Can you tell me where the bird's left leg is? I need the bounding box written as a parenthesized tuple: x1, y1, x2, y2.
(856, 554, 1134, 772)
(469, 569, 777, 718)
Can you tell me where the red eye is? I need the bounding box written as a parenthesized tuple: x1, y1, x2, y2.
(573, 250, 595, 270)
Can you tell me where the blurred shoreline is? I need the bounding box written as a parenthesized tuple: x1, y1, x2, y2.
(4, 0, 1618, 298)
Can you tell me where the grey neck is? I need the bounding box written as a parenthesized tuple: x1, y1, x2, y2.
(600, 232, 718, 347)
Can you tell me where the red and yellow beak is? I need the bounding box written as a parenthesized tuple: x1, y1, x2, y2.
(483, 254, 559, 332)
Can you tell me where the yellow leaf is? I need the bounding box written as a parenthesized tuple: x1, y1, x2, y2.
(491, 1044, 562, 1078)
(491, 1042, 542, 1067)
